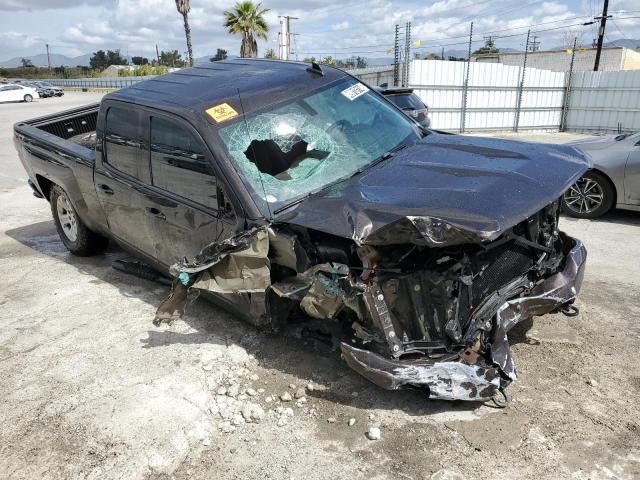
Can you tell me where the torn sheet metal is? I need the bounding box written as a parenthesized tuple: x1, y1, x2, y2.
(173, 227, 271, 293)
(299, 263, 350, 320)
(341, 343, 501, 401)
(488, 237, 587, 380)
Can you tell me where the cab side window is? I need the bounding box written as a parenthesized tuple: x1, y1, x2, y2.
(150, 116, 218, 209)
(104, 106, 150, 183)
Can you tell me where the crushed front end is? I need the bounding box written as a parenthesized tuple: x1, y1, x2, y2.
(156, 200, 586, 404)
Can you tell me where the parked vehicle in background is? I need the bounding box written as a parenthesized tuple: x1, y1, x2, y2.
(36, 81, 64, 97)
(0, 84, 39, 103)
(376, 85, 430, 128)
(23, 81, 53, 98)
(562, 132, 640, 219)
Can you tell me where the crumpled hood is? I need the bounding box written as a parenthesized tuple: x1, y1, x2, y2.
(279, 133, 591, 244)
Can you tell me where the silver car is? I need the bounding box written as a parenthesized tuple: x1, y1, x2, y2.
(562, 132, 640, 218)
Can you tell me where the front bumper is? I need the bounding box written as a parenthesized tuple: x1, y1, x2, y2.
(341, 236, 587, 402)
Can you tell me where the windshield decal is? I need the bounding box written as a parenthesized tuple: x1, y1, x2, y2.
(206, 103, 239, 123)
(341, 83, 369, 101)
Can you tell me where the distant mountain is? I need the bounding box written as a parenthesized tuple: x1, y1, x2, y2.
(605, 38, 640, 48)
(0, 53, 92, 68)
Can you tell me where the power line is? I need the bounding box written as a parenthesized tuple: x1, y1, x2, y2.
(296, 16, 640, 57)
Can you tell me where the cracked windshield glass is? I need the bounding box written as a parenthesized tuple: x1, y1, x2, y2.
(218, 79, 421, 215)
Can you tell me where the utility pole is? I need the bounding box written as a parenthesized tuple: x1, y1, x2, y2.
(441, 47, 444, 60)
(278, 16, 298, 60)
(530, 36, 540, 51)
(593, 0, 610, 71)
(156, 44, 160, 65)
(45, 43, 51, 70)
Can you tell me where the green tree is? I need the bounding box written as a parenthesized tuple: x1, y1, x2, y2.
(473, 37, 499, 56)
(21, 58, 34, 68)
(90, 49, 127, 70)
(264, 48, 276, 59)
(223, 1, 269, 58)
(159, 50, 186, 67)
(107, 49, 128, 66)
(175, 0, 194, 66)
(131, 56, 149, 65)
(210, 48, 228, 61)
(89, 50, 108, 70)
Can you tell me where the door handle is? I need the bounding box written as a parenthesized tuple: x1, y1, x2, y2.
(146, 207, 166, 221)
(98, 183, 114, 195)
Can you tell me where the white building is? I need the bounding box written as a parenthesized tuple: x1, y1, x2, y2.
(472, 46, 640, 72)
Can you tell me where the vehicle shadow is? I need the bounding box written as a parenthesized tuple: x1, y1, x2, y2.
(6, 219, 490, 416)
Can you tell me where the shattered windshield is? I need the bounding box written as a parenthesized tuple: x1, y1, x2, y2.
(218, 78, 420, 217)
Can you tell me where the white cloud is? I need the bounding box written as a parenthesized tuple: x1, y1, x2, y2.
(1, 0, 639, 62)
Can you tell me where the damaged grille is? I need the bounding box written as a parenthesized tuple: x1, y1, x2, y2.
(381, 240, 538, 352)
(467, 243, 534, 312)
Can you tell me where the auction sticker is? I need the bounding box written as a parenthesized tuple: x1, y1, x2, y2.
(206, 103, 239, 123)
(341, 83, 369, 101)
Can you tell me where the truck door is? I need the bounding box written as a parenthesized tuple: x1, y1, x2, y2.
(623, 136, 640, 205)
(146, 114, 224, 267)
(94, 105, 160, 262)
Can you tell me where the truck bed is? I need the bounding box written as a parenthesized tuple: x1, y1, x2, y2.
(17, 103, 100, 151)
(13, 103, 106, 234)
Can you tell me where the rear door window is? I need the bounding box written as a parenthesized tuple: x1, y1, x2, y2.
(104, 106, 150, 183)
(150, 116, 218, 209)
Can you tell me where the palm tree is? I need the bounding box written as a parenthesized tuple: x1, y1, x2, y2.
(223, 1, 269, 58)
(175, 0, 193, 66)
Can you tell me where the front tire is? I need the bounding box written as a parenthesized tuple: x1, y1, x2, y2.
(23, 94, 33, 103)
(562, 171, 615, 219)
(50, 185, 108, 256)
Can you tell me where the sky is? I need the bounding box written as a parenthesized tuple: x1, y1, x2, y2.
(0, 0, 639, 63)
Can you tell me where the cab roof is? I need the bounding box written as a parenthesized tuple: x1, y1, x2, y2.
(106, 59, 348, 122)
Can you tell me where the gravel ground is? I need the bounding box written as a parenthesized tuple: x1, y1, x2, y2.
(1, 94, 639, 480)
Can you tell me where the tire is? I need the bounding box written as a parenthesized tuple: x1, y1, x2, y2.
(50, 185, 109, 256)
(23, 94, 33, 103)
(562, 171, 615, 219)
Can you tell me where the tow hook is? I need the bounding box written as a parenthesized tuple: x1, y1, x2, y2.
(486, 387, 512, 409)
(560, 304, 580, 317)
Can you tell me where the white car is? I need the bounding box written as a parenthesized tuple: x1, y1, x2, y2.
(0, 84, 40, 103)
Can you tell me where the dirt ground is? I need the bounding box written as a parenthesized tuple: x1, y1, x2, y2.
(1, 94, 639, 480)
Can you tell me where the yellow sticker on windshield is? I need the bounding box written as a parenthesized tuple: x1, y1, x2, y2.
(206, 103, 238, 123)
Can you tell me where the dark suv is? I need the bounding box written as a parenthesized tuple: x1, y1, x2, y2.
(377, 86, 430, 128)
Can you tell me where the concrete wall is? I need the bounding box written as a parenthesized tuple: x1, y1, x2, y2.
(473, 47, 628, 73)
(347, 66, 395, 87)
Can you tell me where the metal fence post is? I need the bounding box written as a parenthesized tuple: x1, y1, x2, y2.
(460, 22, 473, 133)
(514, 30, 530, 132)
(560, 38, 577, 132)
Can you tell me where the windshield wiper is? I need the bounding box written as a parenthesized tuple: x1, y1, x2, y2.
(357, 142, 408, 174)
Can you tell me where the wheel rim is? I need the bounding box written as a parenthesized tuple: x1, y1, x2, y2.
(56, 193, 78, 242)
(563, 177, 605, 215)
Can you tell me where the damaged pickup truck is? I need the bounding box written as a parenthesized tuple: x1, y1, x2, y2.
(14, 59, 589, 404)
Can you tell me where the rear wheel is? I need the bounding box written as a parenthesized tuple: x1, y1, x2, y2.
(50, 185, 108, 256)
(562, 171, 615, 219)
(23, 94, 33, 103)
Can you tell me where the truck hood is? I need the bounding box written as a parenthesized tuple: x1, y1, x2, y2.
(279, 133, 591, 245)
